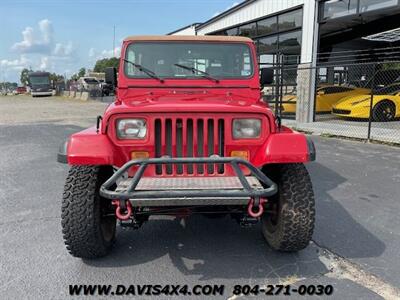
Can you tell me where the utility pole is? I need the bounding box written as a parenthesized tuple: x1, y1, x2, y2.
(113, 25, 116, 57)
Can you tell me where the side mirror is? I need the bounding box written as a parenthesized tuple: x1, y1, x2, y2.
(260, 68, 274, 86)
(105, 67, 117, 87)
(317, 90, 325, 95)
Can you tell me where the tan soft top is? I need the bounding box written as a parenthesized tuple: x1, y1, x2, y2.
(123, 35, 253, 43)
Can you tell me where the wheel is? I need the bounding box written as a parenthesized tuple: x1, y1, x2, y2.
(261, 164, 315, 252)
(372, 101, 395, 122)
(61, 165, 116, 258)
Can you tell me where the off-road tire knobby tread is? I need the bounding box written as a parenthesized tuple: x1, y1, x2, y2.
(262, 163, 315, 252)
(61, 165, 115, 258)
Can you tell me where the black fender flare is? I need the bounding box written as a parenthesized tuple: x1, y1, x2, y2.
(57, 139, 69, 164)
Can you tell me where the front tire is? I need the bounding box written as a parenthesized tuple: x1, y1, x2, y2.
(61, 165, 116, 258)
(262, 164, 315, 252)
(372, 101, 395, 122)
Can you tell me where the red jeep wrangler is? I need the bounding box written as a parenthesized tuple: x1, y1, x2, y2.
(58, 36, 315, 259)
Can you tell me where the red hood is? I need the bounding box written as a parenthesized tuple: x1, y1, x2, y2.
(103, 88, 271, 118)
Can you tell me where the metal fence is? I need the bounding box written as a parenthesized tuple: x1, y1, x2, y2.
(262, 50, 400, 145)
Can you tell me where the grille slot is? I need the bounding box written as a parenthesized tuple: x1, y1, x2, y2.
(165, 119, 173, 174)
(207, 119, 214, 174)
(217, 119, 225, 174)
(176, 119, 183, 174)
(197, 119, 204, 174)
(155, 119, 162, 174)
(154, 117, 225, 175)
(187, 119, 194, 174)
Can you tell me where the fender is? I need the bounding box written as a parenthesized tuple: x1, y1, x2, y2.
(252, 131, 315, 167)
(57, 126, 123, 165)
(58, 127, 315, 166)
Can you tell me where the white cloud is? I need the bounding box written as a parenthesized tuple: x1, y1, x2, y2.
(2, 19, 77, 81)
(11, 19, 75, 59)
(88, 47, 121, 60)
(39, 56, 50, 70)
(101, 47, 121, 58)
(0, 55, 30, 70)
(0, 55, 31, 81)
(12, 19, 53, 54)
(53, 42, 74, 56)
(88, 47, 96, 58)
(39, 19, 53, 44)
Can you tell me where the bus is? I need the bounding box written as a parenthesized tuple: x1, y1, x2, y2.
(28, 72, 53, 97)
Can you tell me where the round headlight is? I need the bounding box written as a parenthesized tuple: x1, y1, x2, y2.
(232, 119, 261, 139)
(117, 119, 147, 139)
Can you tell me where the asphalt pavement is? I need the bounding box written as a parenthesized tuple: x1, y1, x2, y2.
(1, 96, 400, 299)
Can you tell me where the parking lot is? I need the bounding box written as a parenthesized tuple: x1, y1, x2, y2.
(1, 95, 400, 299)
(283, 115, 400, 144)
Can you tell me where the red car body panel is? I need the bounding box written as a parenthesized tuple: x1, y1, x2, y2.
(65, 37, 313, 172)
(16, 86, 27, 94)
(67, 127, 124, 166)
(253, 130, 310, 166)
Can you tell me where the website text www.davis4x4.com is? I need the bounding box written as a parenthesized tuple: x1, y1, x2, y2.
(68, 284, 334, 297)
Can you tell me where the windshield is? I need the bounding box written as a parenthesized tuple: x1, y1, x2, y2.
(374, 84, 400, 95)
(125, 42, 253, 79)
(84, 78, 99, 84)
(29, 76, 50, 85)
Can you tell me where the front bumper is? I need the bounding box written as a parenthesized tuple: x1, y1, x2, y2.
(31, 91, 53, 96)
(332, 106, 370, 119)
(100, 157, 277, 207)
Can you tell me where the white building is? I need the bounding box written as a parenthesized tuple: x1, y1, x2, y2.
(169, 0, 400, 123)
(168, 23, 201, 36)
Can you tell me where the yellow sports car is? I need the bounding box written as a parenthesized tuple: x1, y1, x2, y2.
(281, 85, 370, 114)
(332, 84, 400, 121)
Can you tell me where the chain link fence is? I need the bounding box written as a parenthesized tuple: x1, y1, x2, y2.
(263, 49, 400, 144)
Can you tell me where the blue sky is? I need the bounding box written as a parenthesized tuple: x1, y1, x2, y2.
(0, 0, 241, 82)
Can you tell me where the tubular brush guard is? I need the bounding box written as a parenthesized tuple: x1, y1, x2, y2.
(100, 157, 277, 200)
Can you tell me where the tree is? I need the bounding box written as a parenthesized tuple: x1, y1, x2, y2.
(78, 68, 86, 77)
(70, 67, 86, 81)
(382, 62, 400, 70)
(70, 73, 79, 81)
(93, 57, 120, 73)
(0, 82, 17, 90)
(20, 68, 31, 86)
(49, 73, 64, 83)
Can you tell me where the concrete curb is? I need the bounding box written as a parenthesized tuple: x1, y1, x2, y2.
(80, 92, 89, 101)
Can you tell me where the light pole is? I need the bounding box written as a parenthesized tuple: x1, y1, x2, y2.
(113, 25, 116, 57)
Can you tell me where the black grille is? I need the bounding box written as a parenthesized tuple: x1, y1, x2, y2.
(155, 118, 225, 175)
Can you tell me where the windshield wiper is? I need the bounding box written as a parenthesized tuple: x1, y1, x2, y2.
(123, 59, 164, 83)
(174, 63, 219, 83)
